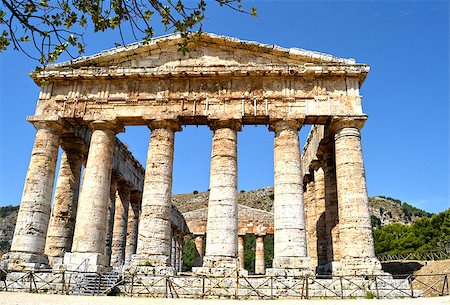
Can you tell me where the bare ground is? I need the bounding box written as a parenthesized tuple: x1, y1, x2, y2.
(0, 292, 449, 305)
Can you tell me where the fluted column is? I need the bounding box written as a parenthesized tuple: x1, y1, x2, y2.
(202, 120, 241, 269)
(304, 175, 317, 269)
(268, 120, 311, 274)
(193, 235, 204, 267)
(331, 119, 383, 274)
(110, 183, 131, 267)
(255, 235, 265, 274)
(124, 192, 140, 264)
(8, 121, 63, 269)
(68, 121, 121, 271)
(314, 167, 328, 273)
(171, 233, 177, 268)
(134, 120, 181, 267)
(105, 175, 119, 265)
(177, 235, 183, 272)
(238, 235, 245, 269)
(320, 141, 341, 273)
(45, 136, 85, 265)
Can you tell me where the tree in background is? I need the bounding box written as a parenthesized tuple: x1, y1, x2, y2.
(0, 0, 256, 64)
(373, 209, 450, 257)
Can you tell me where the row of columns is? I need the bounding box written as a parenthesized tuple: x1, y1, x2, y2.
(303, 121, 382, 275)
(195, 234, 266, 274)
(7, 120, 144, 270)
(8, 117, 380, 275)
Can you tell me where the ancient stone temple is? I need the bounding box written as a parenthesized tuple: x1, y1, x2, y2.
(3, 33, 383, 276)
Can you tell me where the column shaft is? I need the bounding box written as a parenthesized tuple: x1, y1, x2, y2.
(124, 194, 140, 264)
(238, 235, 245, 269)
(323, 144, 341, 272)
(135, 121, 179, 266)
(110, 185, 130, 267)
(10, 122, 61, 263)
(71, 126, 116, 254)
(171, 234, 177, 268)
(304, 179, 318, 268)
(45, 139, 84, 263)
(270, 120, 310, 271)
(255, 236, 265, 274)
(314, 167, 328, 272)
(193, 235, 204, 267)
(105, 177, 118, 264)
(334, 126, 381, 273)
(203, 121, 240, 268)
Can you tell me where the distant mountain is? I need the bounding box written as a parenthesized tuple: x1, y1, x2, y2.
(0, 188, 432, 253)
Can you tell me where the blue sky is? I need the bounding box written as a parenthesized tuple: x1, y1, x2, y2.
(0, 1, 448, 213)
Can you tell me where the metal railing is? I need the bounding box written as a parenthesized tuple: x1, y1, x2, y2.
(0, 268, 448, 299)
(377, 250, 450, 262)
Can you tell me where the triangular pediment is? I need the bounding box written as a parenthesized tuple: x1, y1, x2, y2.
(48, 32, 359, 71)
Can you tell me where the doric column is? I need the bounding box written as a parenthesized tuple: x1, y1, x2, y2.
(202, 120, 241, 269)
(45, 136, 85, 265)
(268, 120, 311, 274)
(313, 166, 328, 273)
(331, 118, 383, 274)
(68, 121, 121, 271)
(304, 175, 317, 269)
(124, 191, 141, 264)
(171, 233, 177, 268)
(134, 120, 181, 268)
(238, 235, 245, 269)
(193, 235, 204, 267)
(110, 182, 131, 267)
(8, 121, 63, 269)
(177, 235, 183, 272)
(105, 175, 119, 265)
(319, 141, 341, 273)
(255, 235, 265, 274)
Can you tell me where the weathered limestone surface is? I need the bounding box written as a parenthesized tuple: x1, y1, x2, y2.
(184, 204, 274, 236)
(105, 176, 118, 264)
(268, 120, 310, 273)
(238, 235, 245, 269)
(7, 33, 379, 279)
(8, 122, 62, 269)
(134, 120, 180, 267)
(124, 193, 140, 264)
(202, 121, 240, 269)
(314, 167, 328, 272)
(111, 184, 131, 267)
(304, 178, 317, 268)
(171, 234, 177, 268)
(320, 141, 341, 273)
(45, 137, 84, 264)
(255, 236, 265, 274)
(71, 122, 118, 255)
(332, 123, 383, 274)
(193, 235, 204, 267)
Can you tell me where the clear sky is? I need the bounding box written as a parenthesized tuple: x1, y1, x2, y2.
(0, 1, 448, 213)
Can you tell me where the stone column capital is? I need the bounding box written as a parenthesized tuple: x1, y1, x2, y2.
(90, 120, 124, 134)
(310, 159, 323, 171)
(59, 135, 87, 155)
(147, 119, 182, 132)
(316, 139, 334, 161)
(208, 119, 242, 131)
(268, 119, 303, 133)
(32, 120, 67, 135)
(328, 116, 367, 134)
(130, 190, 142, 203)
(117, 181, 133, 193)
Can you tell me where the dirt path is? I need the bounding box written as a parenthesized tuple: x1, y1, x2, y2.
(0, 292, 449, 305)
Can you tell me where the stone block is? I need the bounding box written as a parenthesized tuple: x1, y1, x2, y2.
(63, 252, 110, 272)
